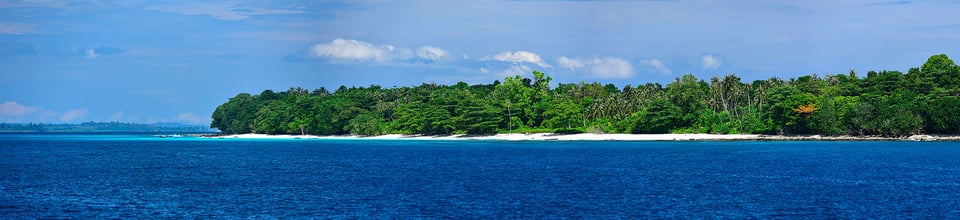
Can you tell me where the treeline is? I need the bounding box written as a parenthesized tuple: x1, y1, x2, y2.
(0, 122, 216, 133)
(211, 54, 960, 137)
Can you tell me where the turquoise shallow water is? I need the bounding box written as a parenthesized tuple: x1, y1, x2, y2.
(1, 133, 959, 218)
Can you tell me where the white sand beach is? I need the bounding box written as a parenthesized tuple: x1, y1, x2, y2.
(207, 133, 960, 141)
(213, 133, 761, 141)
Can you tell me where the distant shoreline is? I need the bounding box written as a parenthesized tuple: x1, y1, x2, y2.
(0, 122, 217, 133)
(206, 133, 960, 141)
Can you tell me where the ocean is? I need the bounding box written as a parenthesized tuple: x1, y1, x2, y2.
(1, 134, 959, 218)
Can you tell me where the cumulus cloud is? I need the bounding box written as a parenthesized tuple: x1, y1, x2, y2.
(416, 46, 448, 62)
(557, 56, 634, 79)
(0, 101, 38, 117)
(0, 101, 94, 123)
(701, 54, 724, 70)
(502, 65, 533, 78)
(490, 51, 551, 68)
(177, 112, 202, 124)
(643, 59, 672, 75)
(308, 38, 450, 64)
(59, 108, 88, 122)
(557, 57, 585, 70)
(311, 38, 393, 62)
(473, 51, 550, 79)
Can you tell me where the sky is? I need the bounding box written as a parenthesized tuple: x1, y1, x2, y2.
(1, 0, 958, 125)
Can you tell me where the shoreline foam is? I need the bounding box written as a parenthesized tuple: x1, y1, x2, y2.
(206, 133, 960, 141)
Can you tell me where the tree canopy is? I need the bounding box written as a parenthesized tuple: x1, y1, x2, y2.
(211, 55, 960, 137)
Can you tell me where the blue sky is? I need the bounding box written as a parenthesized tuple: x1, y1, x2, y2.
(1, 0, 958, 125)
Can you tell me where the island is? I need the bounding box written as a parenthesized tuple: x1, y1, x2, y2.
(0, 122, 217, 133)
(210, 54, 960, 139)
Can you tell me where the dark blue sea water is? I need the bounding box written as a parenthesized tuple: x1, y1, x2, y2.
(1, 134, 959, 218)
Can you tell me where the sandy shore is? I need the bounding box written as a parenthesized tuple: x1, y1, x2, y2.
(206, 133, 960, 141)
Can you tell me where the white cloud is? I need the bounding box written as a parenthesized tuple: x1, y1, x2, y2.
(311, 38, 392, 62)
(490, 51, 551, 68)
(0, 101, 38, 117)
(557, 56, 586, 70)
(85, 49, 98, 59)
(59, 108, 88, 122)
(177, 112, 203, 124)
(701, 54, 723, 70)
(0, 101, 91, 123)
(644, 59, 672, 75)
(501, 65, 533, 78)
(416, 46, 448, 61)
(557, 56, 634, 79)
(589, 58, 634, 79)
(308, 38, 449, 64)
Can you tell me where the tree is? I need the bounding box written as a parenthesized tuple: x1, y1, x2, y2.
(767, 85, 816, 134)
(253, 101, 288, 134)
(921, 96, 960, 134)
(707, 74, 749, 132)
(210, 93, 263, 134)
(628, 97, 681, 134)
(346, 112, 384, 136)
(920, 54, 960, 94)
(690, 109, 736, 134)
(880, 91, 923, 136)
(666, 74, 708, 128)
(862, 71, 906, 96)
(847, 95, 880, 135)
(542, 99, 583, 130)
(491, 75, 535, 129)
(811, 98, 844, 135)
(456, 98, 502, 135)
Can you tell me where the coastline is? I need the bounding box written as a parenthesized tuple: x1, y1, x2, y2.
(206, 133, 960, 141)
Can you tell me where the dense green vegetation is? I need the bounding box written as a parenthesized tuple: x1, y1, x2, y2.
(211, 54, 960, 137)
(0, 122, 216, 133)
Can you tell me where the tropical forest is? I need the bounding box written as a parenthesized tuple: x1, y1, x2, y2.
(210, 54, 960, 137)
